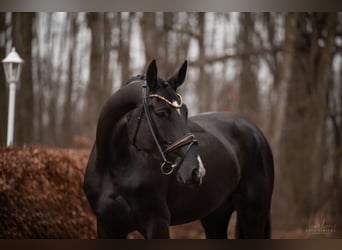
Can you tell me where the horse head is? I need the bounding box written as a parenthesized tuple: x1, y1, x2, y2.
(127, 60, 205, 186)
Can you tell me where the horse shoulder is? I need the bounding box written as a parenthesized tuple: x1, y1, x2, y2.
(189, 113, 242, 186)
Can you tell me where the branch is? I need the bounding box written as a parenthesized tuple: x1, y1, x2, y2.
(188, 46, 283, 67)
(164, 25, 200, 39)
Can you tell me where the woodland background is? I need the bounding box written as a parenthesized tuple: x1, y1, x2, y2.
(0, 12, 341, 235)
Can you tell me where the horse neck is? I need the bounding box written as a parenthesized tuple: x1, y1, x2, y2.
(95, 82, 142, 165)
(108, 115, 131, 164)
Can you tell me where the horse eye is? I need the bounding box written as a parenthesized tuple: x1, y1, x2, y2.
(155, 109, 170, 118)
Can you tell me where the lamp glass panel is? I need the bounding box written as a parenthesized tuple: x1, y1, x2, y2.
(3, 62, 22, 82)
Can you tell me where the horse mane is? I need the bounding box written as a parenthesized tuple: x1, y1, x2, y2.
(125, 75, 146, 85)
(95, 80, 144, 167)
(95, 73, 174, 168)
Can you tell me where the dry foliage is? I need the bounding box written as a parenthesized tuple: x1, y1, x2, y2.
(0, 146, 96, 238)
(0, 146, 338, 239)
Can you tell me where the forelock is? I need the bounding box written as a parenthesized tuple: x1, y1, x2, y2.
(154, 78, 177, 98)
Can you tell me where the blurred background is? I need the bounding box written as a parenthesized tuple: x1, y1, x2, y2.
(0, 12, 341, 236)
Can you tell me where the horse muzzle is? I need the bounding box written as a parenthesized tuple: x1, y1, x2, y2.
(175, 154, 206, 187)
(190, 156, 206, 186)
(176, 166, 202, 187)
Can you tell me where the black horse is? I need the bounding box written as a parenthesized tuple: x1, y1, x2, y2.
(83, 60, 274, 239)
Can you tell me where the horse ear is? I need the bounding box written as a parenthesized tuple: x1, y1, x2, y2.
(167, 60, 188, 90)
(146, 59, 158, 91)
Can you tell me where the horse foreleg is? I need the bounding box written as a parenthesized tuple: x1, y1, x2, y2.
(97, 218, 128, 239)
(200, 198, 234, 239)
(95, 195, 132, 239)
(264, 214, 271, 238)
(139, 217, 170, 239)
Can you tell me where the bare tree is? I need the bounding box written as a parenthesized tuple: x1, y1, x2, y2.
(274, 13, 338, 227)
(11, 13, 35, 145)
(118, 13, 132, 85)
(61, 13, 78, 147)
(141, 13, 157, 68)
(196, 13, 211, 112)
(0, 13, 7, 144)
(85, 13, 106, 137)
(237, 13, 259, 123)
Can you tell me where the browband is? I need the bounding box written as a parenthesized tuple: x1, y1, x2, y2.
(148, 93, 183, 109)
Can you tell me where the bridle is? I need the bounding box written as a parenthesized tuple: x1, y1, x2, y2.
(139, 82, 198, 175)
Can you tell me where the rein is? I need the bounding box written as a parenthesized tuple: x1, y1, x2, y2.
(141, 82, 197, 175)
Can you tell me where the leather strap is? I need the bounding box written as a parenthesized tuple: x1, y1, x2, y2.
(164, 134, 197, 155)
(141, 82, 198, 175)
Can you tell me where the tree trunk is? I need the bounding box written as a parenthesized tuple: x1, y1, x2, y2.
(85, 13, 105, 138)
(275, 13, 338, 227)
(238, 13, 259, 123)
(0, 13, 7, 145)
(118, 13, 132, 85)
(269, 13, 298, 228)
(103, 13, 112, 92)
(141, 13, 156, 68)
(271, 13, 297, 161)
(62, 13, 77, 147)
(197, 13, 210, 112)
(12, 13, 35, 145)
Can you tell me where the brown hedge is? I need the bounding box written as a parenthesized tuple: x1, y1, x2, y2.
(0, 146, 96, 238)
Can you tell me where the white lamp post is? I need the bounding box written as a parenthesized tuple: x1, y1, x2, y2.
(2, 47, 24, 146)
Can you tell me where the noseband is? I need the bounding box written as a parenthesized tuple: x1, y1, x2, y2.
(141, 83, 198, 175)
